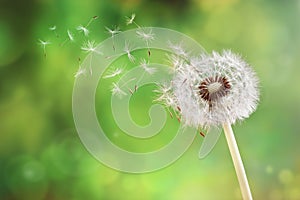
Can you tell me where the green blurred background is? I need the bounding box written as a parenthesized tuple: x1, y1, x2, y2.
(1, 0, 300, 199)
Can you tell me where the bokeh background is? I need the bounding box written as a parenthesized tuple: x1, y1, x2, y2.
(1, 0, 300, 199)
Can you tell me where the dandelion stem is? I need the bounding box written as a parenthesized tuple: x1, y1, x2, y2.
(222, 122, 252, 200)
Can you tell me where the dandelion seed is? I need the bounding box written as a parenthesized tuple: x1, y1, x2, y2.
(38, 39, 51, 47)
(129, 88, 134, 95)
(168, 41, 189, 58)
(81, 40, 102, 54)
(166, 54, 185, 73)
(199, 132, 205, 137)
(136, 28, 155, 56)
(49, 25, 59, 37)
(140, 59, 156, 74)
(154, 83, 178, 109)
(128, 84, 138, 94)
(67, 30, 74, 41)
(49, 25, 56, 31)
(111, 82, 127, 98)
(106, 26, 121, 51)
(81, 41, 102, 77)
(103, 68, 124, 79)
(60, 30, 75, 47)
(77, 25, 89, 36)
(86, 15, 98, 27)
(38, 39, 50, 57)
(106, 26, 121, 36)
(124, 41, 135, 63)
(126, 13, 136, 25)
(154, 83, 182, 123)
(74, 67, 86, 78)
(136, 28, 155, 42)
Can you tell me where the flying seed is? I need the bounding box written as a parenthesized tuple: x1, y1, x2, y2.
(200, 132, 205, 137)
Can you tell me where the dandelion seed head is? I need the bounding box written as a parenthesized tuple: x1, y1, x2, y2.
(157, 50, 259, 127)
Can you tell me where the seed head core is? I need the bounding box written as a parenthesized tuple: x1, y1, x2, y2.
(199, 76, 231, 109)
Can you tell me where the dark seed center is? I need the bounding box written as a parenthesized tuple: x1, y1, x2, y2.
(198, 76, 231, 109)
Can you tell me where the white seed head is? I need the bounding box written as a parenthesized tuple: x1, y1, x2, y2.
(156, 50, 259, 127)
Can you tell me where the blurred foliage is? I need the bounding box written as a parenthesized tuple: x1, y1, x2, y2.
(1, 0, 300, 199)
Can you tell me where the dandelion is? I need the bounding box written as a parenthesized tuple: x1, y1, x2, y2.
(156, 49, 259, 200)
(77, 25, 89, 36)
(140, 59, 156, 74)
(124, 41, 135, 63)
(38, 39, 50, 57)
